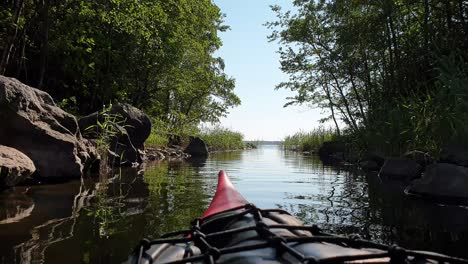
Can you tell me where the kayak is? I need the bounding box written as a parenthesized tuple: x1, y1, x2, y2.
(129, 170, 468, 264)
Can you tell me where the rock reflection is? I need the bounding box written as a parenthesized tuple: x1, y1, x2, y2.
(12, 180, 95, 264)
(366, 172, 468, 257)
(0, 188, 34, 224)
(278, 166, 468, 258)
(1, 145, 468, 263)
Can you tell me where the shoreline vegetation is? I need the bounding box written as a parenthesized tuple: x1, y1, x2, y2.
(0, 0, 240, 154)
(145, 125, 256, 155)
(282, 128, 336, 153)
(199, 126, 246, 152)
(268, 1, 468, 157)
(0, 0, 251, 178)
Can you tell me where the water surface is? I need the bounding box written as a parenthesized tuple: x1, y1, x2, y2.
(1, 144, 467, 263)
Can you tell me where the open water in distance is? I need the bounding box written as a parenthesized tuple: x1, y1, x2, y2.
(1, 144, 467, 263)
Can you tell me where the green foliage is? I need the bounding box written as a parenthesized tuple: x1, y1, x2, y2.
(269, 0, 468, 155)
(283, 128, 337, 152)
(199, 125, 245, 151)
(145, 131, 169, 148)
(0, 0, 239, 132)
(144, 118, 171, 148)
(84, 104, 126, 172)
(57, 96, 78, 115)
(245, 140, 260, 149)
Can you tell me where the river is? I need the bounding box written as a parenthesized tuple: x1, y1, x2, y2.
(1, 144, 467, 263)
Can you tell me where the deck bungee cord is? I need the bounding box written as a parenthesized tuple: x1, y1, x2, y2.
(129, 171, 468, 264)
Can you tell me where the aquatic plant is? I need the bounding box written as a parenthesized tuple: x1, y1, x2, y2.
(85, 103, 126, 174)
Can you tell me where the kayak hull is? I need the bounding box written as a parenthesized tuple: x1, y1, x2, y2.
(129, 171, 467, 264)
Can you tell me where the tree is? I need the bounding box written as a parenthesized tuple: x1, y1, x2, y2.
(0, 0, 240, 131)
(268, 0, 468, 154)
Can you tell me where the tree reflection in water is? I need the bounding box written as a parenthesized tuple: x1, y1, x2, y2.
(1, 146, 468, 263)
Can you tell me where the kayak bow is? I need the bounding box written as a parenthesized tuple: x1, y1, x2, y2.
(201, 170, 248, 219)
(130, 170, 468, 264)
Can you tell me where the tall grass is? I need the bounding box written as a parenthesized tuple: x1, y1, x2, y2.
(199, 125, 245, 151)
(145, 118, 174, 148)
(84, 104, 126, 173)
(283, 127, 337, 152)
(360, 52, 468, 156)
(145, 130, 169, 148)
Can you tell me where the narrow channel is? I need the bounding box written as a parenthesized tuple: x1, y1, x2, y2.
(1, 144, 467, 263)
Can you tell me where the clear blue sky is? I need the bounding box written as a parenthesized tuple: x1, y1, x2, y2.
(214, 0, 325, 141)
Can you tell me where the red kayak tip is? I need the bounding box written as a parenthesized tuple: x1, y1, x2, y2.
(201, 170, 248, 219)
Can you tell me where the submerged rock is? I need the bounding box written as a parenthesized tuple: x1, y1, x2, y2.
(407, 163, 468, 201)
(184, 137, 208, 157)
(0, 76, 97, 179)
(0, 145, 36, 188)
(378, 158, 422, 180)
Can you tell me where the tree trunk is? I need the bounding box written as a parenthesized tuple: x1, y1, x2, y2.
(38, 0, 50, 89)
(324, 83, 340, 136)
(445, 0, 453, 32)
(362, 54, 373, 112)
(329, 71, 359, 132)
(423, 0, 430, 50)
(348, 65, 367, 126)
(0, 0, 25, 75)
(459, 0, 466, 29)
(385, 19, 395, 94)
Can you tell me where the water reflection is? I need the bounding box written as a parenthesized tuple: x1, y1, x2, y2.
(366, 173, 468, 257)
(0, 189, 34, 225)
(0, 145, 467, 263)
(14, 180, 94, 264)
(0, 179, 95, 264)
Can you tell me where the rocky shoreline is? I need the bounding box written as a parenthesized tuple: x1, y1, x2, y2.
(0, 76, 213, 190)
(313, 140, 468, 205)
(146, 146, 190, 161)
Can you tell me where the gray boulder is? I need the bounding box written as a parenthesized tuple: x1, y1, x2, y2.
(363, 152, 386, 167)
(359, 152, 385, 171)
(0, 145, 36, 188)
(404, 150, 434, 167)
(79, 103, 151, 148)
(79, 103, 151, 165)
(408, 163, 468, 200)
(378, 158, 422, 180)
(440, 142, 468, 167)
(184, 137, 209, 157)
(0, 76, 97, 179)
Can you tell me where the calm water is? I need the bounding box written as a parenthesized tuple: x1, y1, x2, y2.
(1, 144, 468, 263)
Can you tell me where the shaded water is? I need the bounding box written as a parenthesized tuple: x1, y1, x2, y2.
(1, 144, 467, 263)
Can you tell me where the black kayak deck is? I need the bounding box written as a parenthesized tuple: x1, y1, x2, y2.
(129, 204, 468, 264)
